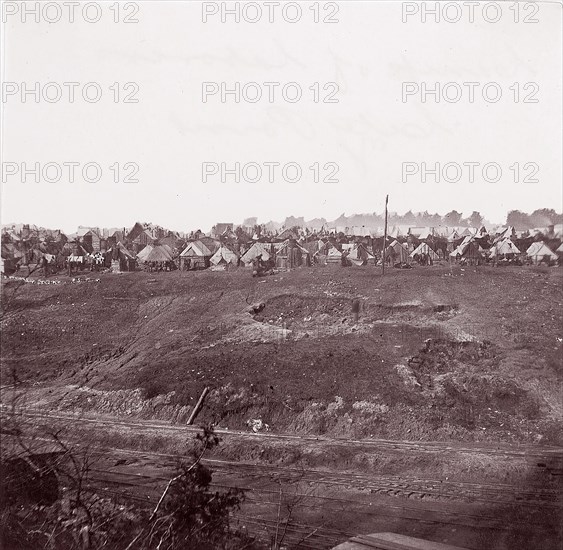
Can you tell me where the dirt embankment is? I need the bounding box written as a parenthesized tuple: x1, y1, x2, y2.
(2, 266, 562, 444)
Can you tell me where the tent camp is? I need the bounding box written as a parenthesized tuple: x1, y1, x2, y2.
(309, 239, 330, 264)
(1, 242, 23, 262)
(409, 227, 433, 240)
(1, 242, 23, 273)
(447, 230, 460, 242)
(142, 244, 174, 263)
(348, 226, 377, 237)
(347, 243, 375, 266)
(450, 240, 485, 262)
(325, 243, 344, 264)
(108, 242, 136, 271)
(492, 226, 516, 244)
(313, 239, 328, 255)
(210, 245, 238, 266)
(62, 241, 88, 258)
(240, 242, 275, 266)
(300, 240, 320, 258)
(459, 227, 478, 238)
(410, 242, 439, 261)
(110, 241, 135, 258)
(136, 244, 154, 263)
(385, 240, 409, 264)
(274, 240, 310, 268)
(526, 242, 557, 264)
(179, 238, 219, 269)
(461, 241, 484, 262)
(388, 226, 409, 239)
(488, 238, 521, 258)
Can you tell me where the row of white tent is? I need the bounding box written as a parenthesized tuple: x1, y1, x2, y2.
(448, 238, 560, 262)
(179, 239, 378, 267)
(180, 240, 307, 267)
(386, 240, 439, 262)
(387, 238, 561, 263)
(181, 238, 562, 268)
(171, 234, 563, 269)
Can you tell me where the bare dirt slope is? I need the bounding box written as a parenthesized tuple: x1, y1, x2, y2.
(2, 265, 562, 444)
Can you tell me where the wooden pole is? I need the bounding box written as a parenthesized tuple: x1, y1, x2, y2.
(382, 195, 389, 275)
(187, 386, 210, 425)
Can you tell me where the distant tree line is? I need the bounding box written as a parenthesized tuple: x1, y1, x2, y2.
(268, 208, 562, 231)
(506, 209, 563, 230)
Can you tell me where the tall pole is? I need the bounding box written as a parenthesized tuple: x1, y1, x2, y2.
(382, 194, 389, 275)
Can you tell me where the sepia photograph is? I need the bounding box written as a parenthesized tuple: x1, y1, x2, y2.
(1, 1, 562, 549)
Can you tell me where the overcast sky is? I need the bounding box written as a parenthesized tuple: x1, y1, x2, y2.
(1, 1, 561, 233)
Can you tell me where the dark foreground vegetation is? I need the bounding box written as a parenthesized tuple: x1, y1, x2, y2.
(0, 421, 257, 550)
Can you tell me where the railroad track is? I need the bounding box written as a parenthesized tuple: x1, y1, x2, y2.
(90, 469, 556, 526)
(40, 436, 560, 550)
(81, 442, 561, 511)
(9, 407, 563, 461)
(89, 468, 556, 550)
(206, 459, 561, 507)
(88, 462, 561, 509)
(5, 408, 561, 511)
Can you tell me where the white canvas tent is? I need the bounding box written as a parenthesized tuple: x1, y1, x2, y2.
(492, 226, 515, 244)
(459, 227, 478, 238)
(240, 242, 274, 266)
(410, 242, 439, 260)
(433, 226, 450, 238)
(136, 244, 154, 262)
(385, 240, 409, 264)
(326, 243, 343, 263)
(140, 245, 174, 263)
(274, 240, 311, 268)
(447, 229, 460, 242)
(488, 238, 521, 257)
(526, 242, 557, 264)
(409, 227, 433, 239)
(348, 243, 375, 266)
(180, 241, 212, 258)
(210, 245, 238, 266)
(179, 239, 218, 269)
(388, 225, 409, 239)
